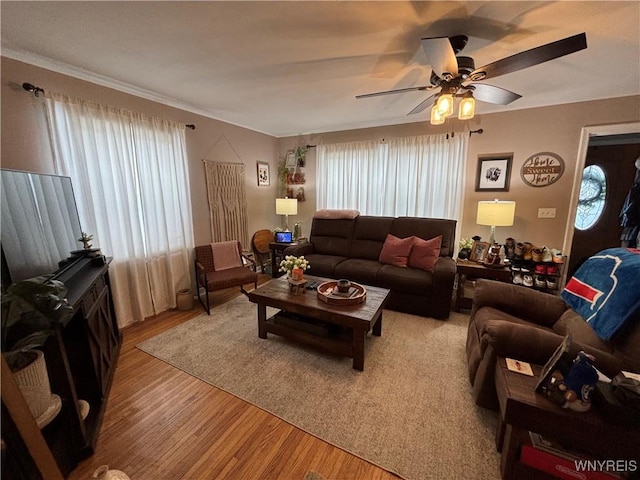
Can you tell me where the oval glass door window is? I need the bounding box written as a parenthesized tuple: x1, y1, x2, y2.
(575, 165, 607, 230)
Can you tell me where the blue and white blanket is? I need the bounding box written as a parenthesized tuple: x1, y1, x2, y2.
(561, 248, 640, 340)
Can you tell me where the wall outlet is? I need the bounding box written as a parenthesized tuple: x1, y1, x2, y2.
(538, 208, 557, 219)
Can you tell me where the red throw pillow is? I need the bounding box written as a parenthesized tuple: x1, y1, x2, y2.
(379, 234, 414, 267)
(408, 235, 442, 272)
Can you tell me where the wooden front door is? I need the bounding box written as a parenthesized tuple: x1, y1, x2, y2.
(567, 142, 640, 278)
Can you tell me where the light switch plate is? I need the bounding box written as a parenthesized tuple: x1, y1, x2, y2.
(538, 208, 556, 219)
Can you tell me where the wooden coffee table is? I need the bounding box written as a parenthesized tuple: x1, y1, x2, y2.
(494, 357, 640, 479)
(247, 275, 390, 370)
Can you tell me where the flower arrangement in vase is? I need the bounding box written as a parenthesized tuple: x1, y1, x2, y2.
(279, 255, 310, 280)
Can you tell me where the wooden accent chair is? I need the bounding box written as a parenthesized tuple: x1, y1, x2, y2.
(194, 241, 257, 315)
(251, 229, 274, 274)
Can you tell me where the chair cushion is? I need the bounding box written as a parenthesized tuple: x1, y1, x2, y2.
(379, 234, 413, 267)
(553, 309, 613, 354)
(201, 266, 257, 291)
(408, 235, 442, 272)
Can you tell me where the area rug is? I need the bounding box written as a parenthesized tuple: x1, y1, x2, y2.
(137, 295, 500, 480)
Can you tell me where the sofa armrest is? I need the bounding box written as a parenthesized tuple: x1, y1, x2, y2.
(481, 320, 622, 377)
(472, 279, 567, 328)
(431, 256, 456, 319)
(283, 242, 315, 257)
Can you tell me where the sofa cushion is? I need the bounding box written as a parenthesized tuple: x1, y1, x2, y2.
(553, 309, 614, 354)
(304, 254, 347, 278)
(377, 264, 433, 295)
(390, 217, 456, 257)
(309, 218, 355, 256)
(379, 234, 413, 267)
(349, 216, 395, 260)
(334, 258, 382, 286)
(408, 235, 442, 272)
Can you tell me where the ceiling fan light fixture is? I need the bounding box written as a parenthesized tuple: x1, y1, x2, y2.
(458, 94, 476, 120)
(430, 104, 445, 125)
(436, 93, 454, 117)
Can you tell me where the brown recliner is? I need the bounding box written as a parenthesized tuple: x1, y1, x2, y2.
(194, 241, 257, 315)
(466, 279, 640, 410)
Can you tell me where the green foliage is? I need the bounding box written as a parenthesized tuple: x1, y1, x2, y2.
(459, 238, 474, 250)
(1, 276, 74, 371)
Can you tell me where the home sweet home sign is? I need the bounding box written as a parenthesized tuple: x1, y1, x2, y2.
(520, 152, 565, 187)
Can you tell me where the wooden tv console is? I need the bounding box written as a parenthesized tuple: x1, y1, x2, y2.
(1, 257, 122, 477)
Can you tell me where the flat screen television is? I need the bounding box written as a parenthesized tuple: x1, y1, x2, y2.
(1, 169, 84, 285)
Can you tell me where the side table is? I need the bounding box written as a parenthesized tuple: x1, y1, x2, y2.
(455, 260, 512, 311)
(269, 241, 298, 278)
(494, 357, 640, 480)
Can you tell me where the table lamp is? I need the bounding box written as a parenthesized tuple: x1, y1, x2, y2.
(276, 197, 297, 231)
(476, 200, 516, 245)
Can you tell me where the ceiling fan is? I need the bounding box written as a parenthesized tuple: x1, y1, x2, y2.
(356, 32, 587, 124)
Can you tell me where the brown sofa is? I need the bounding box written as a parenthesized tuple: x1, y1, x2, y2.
(283, 214, 457, 319)
(466, 279, 640, 410)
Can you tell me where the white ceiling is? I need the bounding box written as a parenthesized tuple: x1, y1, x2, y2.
(2, 1, 639, 138)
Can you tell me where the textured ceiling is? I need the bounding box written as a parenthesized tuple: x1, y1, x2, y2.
(2, 1, 639, 137)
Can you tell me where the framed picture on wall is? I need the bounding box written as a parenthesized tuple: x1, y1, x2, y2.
(257, 162, 270, 186)
(475, 154, 513, 192)
(285, 151, 297, 169)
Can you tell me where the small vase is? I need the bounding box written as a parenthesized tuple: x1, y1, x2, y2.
(93, 465, 131, 480)
(176, 288, 193, 311)
(292, 267, 303, 280)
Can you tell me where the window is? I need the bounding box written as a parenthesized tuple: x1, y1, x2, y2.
(316, 134, 467, 220)
(44, 93, 194, 325)
(575, 165, 606, 230)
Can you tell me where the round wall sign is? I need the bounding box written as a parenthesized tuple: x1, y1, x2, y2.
(520, 152, 565, 187)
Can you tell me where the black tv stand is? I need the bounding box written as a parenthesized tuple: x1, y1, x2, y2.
(1, 257, 122, 477)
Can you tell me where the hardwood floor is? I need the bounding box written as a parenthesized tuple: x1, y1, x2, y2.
(68, 275, 399, 480)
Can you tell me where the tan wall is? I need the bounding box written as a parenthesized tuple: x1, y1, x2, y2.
(1, 57, 280, 249)
(3, 56, 639, 256)
(282, 96, 640, 251)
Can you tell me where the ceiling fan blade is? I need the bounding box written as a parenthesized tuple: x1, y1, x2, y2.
(407, 93, 438, 115)
(469, 32, 587, 81)
(421, 37, 459, 80)
(471, 83, 522, 105)
(355, 85, 432, 99)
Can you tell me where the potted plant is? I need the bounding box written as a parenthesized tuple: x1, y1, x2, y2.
(2, 276, 74, 426)
(458, 238, 474, 260)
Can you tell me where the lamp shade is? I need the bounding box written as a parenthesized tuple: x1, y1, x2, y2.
(276, 198, 298, 215)
(458, 95, 475, 120)
(476, 200, 516, 227)
(430, 104, 445, 125)
(436, 93, 454, 117)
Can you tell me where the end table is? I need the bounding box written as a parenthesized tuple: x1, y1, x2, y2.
(455, 259, 512, 311)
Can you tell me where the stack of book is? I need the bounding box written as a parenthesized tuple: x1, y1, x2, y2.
(329, 286, 359, 299)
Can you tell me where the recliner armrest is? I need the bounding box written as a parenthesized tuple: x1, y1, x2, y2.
(283, 243, 315, 257)
(472, 279, 567, 328)
(481, 319, 622, 377)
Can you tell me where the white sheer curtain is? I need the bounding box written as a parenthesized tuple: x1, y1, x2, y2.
(316, 134, 467, 220)
(44, 92, 194, 327)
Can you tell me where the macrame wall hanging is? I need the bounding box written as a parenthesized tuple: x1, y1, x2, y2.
(203, 135, 249, 248)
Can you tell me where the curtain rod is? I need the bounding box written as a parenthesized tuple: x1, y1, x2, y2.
(308, 128, 484, 145)
(22, 81, 196, 129)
